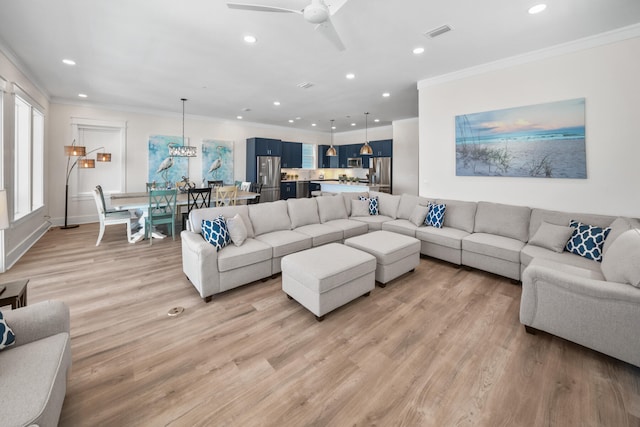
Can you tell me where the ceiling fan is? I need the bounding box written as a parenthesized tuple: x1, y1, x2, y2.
(227, 0, 348, 51)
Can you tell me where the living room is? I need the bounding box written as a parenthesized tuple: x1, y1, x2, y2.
(1, 1, 639, 426)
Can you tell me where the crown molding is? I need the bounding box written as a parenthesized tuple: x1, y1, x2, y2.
(0, 37, 51, 101)
(418, 23, 640, 89)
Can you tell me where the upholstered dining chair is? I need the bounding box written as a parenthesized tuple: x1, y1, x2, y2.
(239, 181, 251, 192)
(215, 185, 237, 207)
(95, 185, 117, 214)
(182, 187, 211, 231)
(145, 189, 178, 245)
(207, 180, 223, 189)
(92, 188, 133, 246)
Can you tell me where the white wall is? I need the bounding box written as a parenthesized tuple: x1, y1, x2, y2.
(392, 118, 419, 195)
(418, 35, 640, 218)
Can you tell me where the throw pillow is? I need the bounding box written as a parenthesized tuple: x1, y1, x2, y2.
(359, 196, 378, 215)
(0, 310, 16, 350)
(351, 199, 370, 217)
(202, 216, 231, 251)
(409, 205, 430, 227)
(528, 221, 575, 253)
(426, 203, 446, 228)
(565, 220, 611, 262)
(226, 214, 248, 247)
(601, 229, 640, 287)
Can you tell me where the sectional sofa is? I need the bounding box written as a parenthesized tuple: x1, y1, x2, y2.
(181, 191, 640, 367)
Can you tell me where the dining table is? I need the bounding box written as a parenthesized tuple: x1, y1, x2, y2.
(109, 189, 259, 242)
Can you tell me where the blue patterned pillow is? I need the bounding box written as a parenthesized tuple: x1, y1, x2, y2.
(359, 196, 378, 215)
(425, 203, 446, 228)
(0, 310, 16, 351)
(565, 220, 611, 262)
(202, 215, 231, 251)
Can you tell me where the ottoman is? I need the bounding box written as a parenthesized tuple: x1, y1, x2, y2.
(344, 230, 420, 286)
(282, 243, 376, 321)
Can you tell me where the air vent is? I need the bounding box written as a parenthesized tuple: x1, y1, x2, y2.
(297, 82, 314, 89)
(424, 24, 453, 39)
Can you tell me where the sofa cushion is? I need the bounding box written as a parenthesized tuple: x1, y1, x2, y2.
(341, 192, 369, 216)
(359, 196, 379, 215)
(525, 258, 606, 281)
(436, 199, 477, 233)
(287, 198, 320, 228)
(351, 215, 393, 231)
(425, 203, 445, 228)
(382, 219, 418, 237)
(370, 191, 401, 219)
(190, 205, 254, 237)
(396, 194, 431, 220)
(0, 311, 16, 350)
(603, 217, 640, 254)
(202, 216, 231, 251)
(255, 230, 312, 258)
(409, 205, 429, 227)
(601, 229, 640, 287)
(316, 195, 348, 223)
(226, 214, 248, 247)
(351, 199, 370, 217)
(566, 220, 611, 262)
(529, 208, 615, 243)
(217, 238, 273, 272)
(528, 221, 574, 253)
(474, 201, 531, 242)
(416, 226, 470, 250)
(323, 219, 369, 239)
(345, 231, 420, 266)
(520, 244, 604, 273)
(293, 223, 343, 247)
(249, 200, 291, 236)
(462, 233, 525, 263)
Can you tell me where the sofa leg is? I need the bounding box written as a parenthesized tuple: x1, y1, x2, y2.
(204, 295, 212, 303)
(377, 282, 386, 288)
(511, 279, 521, 285)
(315, 315, 325, 322)
(410, 268, 415, 273)
(524, 325, 537, 335)
(286, 294, 293, 300)
(363, 291, 371, 297)
(261, 277, 269, 282)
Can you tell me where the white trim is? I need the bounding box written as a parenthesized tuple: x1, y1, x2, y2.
(0, 42, 50, 100)
(12, 82, 45, 112)
(0, 76, 6, 92)
(418, 23, 640, 89)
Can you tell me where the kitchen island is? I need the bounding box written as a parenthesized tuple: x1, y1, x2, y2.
(311, 180, 383, 193)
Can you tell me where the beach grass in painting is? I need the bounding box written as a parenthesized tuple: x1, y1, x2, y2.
(202, 140, 234, 185)
(455, 98, 586, 178)
(148, 135, 189, 186)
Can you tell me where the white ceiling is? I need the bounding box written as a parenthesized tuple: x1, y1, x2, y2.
(1, 0, 639, 133)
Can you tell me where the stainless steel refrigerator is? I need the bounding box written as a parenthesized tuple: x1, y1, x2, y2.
(370, 157, 392, 193)
(257, 156, 281, 202)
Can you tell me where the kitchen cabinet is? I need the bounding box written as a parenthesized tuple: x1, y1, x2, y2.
(318, 145, 338, 168)
(280, 182, 296, 200)
(281, 141, 302, 168)
(246, 137, 282, 183)
(369, 139, 393, 157)
(338, 145, 348, 168)
(309, 182, 321, 194)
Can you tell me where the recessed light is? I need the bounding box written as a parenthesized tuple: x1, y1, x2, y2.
(382, 92, 390, 97)
(288, 119, 294, 123)
(528, 4, 546, 14)
(243, 35, 257, 44)
(351, 123, 356, 126)
(62, 59, 76, 66)
(295, 117, 301, 120)
(374, 119, 380, 123)
(311, 123, 317, 127)
(78, 93, 88, 98)
(273, 101, 281, 106)
(346, 73, 355, 79)
(331, 126, 336, 130)
(412, 47, 425, 55)
(237, 115, 243, 119)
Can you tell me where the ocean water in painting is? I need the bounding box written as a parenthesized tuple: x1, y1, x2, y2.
(202, 140, 234, 185)
(455, 98, 586, 178)
(148, 135, 189, 186)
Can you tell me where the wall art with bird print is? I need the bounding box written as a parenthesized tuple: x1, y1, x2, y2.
(202, 140, 234, 185)
(148, 135, 189, 186)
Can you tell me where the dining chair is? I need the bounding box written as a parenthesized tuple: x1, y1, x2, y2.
(182, 187, 211, 231)
(239, 181, 251, 192)
(92, 188, 133, 246)
(216, 185, 237, 207)
(248, 182, 262, 204)
(145, 189, 178, 245)
(207, 180, 224, 189)
(95, 185, 117, 214)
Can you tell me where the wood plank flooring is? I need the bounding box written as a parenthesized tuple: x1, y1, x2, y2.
(2, 223, 639, 426)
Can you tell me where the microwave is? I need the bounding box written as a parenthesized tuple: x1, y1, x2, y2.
(347, 157, 362, 168)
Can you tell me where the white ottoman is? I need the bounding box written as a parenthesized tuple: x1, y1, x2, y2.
(344, 230, 420, 286)
(282, 243, 376, 321)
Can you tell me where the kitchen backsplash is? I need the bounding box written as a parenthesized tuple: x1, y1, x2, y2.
(281, 168, 369, 180)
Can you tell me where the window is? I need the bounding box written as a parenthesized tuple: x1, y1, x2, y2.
(302, 143, 315, 169)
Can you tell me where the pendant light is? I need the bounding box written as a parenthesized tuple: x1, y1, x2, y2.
(169, 98, 197, 157)
(360, 112, 373, 155)
(326, 119, 337, 156)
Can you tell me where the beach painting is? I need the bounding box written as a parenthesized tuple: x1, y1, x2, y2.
(455, 98, 586, 178)
(148, 135, 189, 186)
(202, 140, 234, 185)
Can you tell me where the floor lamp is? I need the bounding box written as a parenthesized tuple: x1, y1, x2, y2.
(63, 142, 111, 229)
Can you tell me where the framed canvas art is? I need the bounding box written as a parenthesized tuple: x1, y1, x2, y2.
(202, 140, 234, 185)
(455, 98, 586, 178)
(148, 135, 189, 185)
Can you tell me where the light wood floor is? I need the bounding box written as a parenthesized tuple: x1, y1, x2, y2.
(3, 223, 640, 426)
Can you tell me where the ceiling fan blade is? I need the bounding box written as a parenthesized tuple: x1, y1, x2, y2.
(326, 0, 348, 16)
(315, 19, 345, 51)
(226, 2, 302, 14)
